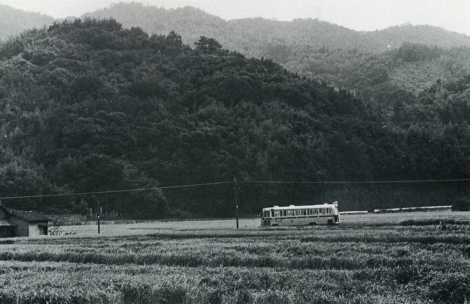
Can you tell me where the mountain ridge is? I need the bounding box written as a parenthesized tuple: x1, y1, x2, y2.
(84, 2, 470, 53)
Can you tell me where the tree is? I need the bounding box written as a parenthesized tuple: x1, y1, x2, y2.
(195, 36, 222, 53)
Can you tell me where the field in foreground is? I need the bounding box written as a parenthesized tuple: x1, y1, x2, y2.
(1, 212, 470, 304)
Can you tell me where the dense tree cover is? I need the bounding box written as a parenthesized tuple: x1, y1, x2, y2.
(0, 19, 469, 217)
(2, 3, 470, 111)
(85, 3, 470, 109)
(284, 44, 470, 110)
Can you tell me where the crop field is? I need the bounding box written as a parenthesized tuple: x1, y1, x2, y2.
(1, 212, 470, 304)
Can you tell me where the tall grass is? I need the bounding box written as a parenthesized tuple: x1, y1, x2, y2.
(0, 223, 468, 303)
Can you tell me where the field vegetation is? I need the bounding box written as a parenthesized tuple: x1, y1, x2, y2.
(1, 213, 470, 303)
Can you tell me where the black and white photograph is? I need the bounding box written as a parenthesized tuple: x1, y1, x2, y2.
(0, 0, 469, 303)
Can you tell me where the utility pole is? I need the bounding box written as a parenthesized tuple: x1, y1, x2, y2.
(233, 177, 240, 230)
(96, 198, 101, 235)
(97, 212, 101, 235)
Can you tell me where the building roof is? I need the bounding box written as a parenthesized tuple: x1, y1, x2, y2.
(0, 206, 50, 223)
(263, 202, 339, 211)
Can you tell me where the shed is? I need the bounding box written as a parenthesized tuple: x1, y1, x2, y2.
(0, 206, 49, 237)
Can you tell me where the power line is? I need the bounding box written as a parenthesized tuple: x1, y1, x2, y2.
(245, 178, 470, 185)
(0, 178, 469, 202)
(0, 181, 232, 202)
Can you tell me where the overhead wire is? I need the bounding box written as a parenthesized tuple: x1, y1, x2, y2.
(245, 178, 470, 185)
(0, 178, 468, 202)
(0, 181, 232, 201)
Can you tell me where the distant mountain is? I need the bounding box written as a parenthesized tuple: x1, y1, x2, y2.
(83, 3, 470, 101)
(0, 4, 53, 41)
(374, 25, 470, 50)
(285, 43, 470, 106)
(85, 3, 470, 54)
(84, 4, 229, 47)
(2, 2, 470, 106)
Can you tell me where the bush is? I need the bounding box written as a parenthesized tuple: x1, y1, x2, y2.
(235, 289, 254, 304)
(428, 274, 470, 303)
(121, 284, 152, 304)
(394, 265, 423, 285)
(151, 286, 187, 304)
(255, 291, 290, 304)
(463, 246, 470, 258)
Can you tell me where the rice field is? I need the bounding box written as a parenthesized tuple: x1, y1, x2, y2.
(1, 211, 470, 304)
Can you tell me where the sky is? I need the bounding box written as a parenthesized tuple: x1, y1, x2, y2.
(1, 0, 469, 35)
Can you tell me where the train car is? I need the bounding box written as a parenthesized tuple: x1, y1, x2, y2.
(261, 202, 340, 226)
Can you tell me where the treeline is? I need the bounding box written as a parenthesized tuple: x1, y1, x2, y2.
(0, 19, 469, 218)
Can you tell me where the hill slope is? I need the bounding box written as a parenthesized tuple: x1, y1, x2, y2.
(1, 2, 469, 104)
(0, 4, 53, 41)
(86, 3, 470, 54)
(1, 20, 469, 216)
(85, 3, 470, 102)
(286, 43, 470, 105)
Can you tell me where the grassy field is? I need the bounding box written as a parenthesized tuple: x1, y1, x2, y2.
(50, 211, 470, 237)
(1, 211, 470, 303)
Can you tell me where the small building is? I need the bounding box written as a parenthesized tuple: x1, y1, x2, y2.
(0, 205, 49, 238)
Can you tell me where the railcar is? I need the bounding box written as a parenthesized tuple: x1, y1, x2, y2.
(261, 202, 340, 226)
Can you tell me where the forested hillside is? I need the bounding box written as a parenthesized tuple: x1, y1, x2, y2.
(0, 20, 469, 217)
(86, 3, 470, 105)
(0, 4, 53, 41)
(86, 3, 470, 54)
(287, 44, 470, 108)
(2, 2, 469, 107)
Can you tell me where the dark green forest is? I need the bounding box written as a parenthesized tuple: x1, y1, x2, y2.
(86, 3, 470, 111)
(0, 20, 469, 218)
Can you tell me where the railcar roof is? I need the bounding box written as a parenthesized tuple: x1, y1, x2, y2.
(263, 204, 336, 210)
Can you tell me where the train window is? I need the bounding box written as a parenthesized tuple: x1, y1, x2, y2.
(287, 210, 294, 216)
(263, 211, 270, 218)
(274, 210, 281, 217)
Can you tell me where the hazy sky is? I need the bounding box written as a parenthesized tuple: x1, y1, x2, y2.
(1, 0, 470, 35)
